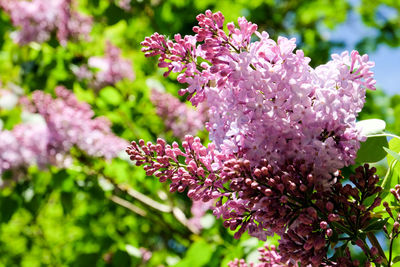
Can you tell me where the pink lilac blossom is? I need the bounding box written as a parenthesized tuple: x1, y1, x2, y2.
(0, 122, 52, 180)
(1, 87, 127, 179)
(139, 247, 152, 263)
(56, 0, 93, 46)
(0, 0, 92, 45)
(150, 88, 207, 139)
(71, 65, 93, 80)
(134, 11, 380, 266)
(141, 10, 376, 180)
(30, 86, 128, 159)
(86, 41, 135, 89)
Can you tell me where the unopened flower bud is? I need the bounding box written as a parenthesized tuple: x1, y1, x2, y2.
(320, 221, 328, 229)
(370, 246, 378, 256)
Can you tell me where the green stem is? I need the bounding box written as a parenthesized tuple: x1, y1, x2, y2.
(388, 232, 399, 267)
(388, 236, 394, 267)
(380, 160, 398, 195)
(367, 133, 400, 141)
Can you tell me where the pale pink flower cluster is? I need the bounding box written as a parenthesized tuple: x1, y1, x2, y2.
(31, 86, 128, 159)
(0, 122, 49, 177)
(150, 88, 207, 139)
(0, 87, 127, 178)
(141, 10, 376, 179)
(0, 0, 92, 45)
(74, 41, 134, 89)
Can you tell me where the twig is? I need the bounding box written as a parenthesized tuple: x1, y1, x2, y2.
(121, 184, 172, 213)
(172, 207, 200, 235)
(110, 195, 147, 216)
(388, 231, 399, 267)
(103, 176, 199, 234)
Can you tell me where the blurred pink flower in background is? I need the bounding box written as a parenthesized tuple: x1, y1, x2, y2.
(73, 41, 134, 89)
(0, 87, 128, 183)
(150, 88, 207, 139)
(0, 0, 92, 45)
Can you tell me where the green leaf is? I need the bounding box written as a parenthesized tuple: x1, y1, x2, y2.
(52, 169, 69, 189)
(393, 255, 400, 263)
(363, 194, 377, 206)
(380, 161, 400, 198)
(356, 136, 388, 163)
(0, 195, 19, 223)
(330, 222, 353, 236)
(383, 145, 400, 195)
(329, 242, 348, 260)
(387, 137, 400, 172)
(100, 87, 122, 106)
(384, 147, 400, 162)
(25, 194, 43, 217)
(362, 218, 389, 232)
(174, 239, 214, 267)
(112, 250, 131, 267)
(61, 191, 74, 215)
(72, 253, 99, 267)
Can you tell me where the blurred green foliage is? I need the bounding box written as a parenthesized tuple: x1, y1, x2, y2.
(0, 0, 399, 266)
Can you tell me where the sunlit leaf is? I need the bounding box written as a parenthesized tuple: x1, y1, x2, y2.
(356, 136, 388, 163)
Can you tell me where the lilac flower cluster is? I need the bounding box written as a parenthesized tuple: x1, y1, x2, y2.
(0, 0, 92, 45)
(228, 245, 291, 267)
(150, 88, 207, 139)
(73, 41, 134, 89)
(127, 137, 383, 265)
(31, 86, 128, 159)
(133, 10, 382, 266)
(0, 122, 49, 178)
(0, 87, 127, 179)
(142, 10, 375, 180)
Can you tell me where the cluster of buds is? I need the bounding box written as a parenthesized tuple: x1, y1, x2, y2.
(127, 132, 385, 266)
(126, 135, 228, 201)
